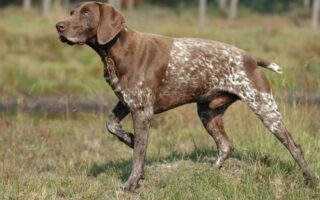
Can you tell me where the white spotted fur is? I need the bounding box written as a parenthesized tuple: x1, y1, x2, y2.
(161, 38, 285, 133)
(267, 63, 283, 74)
(106, 37, 285, 133)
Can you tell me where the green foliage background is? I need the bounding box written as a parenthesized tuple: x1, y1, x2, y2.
(0, 0, 305, 14)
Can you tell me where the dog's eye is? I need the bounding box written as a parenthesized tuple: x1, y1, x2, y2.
(82, 10, 90, 16)
(70, 10, 75, 16)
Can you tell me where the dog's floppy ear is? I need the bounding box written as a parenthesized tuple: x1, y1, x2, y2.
(97, 3, 125, 45)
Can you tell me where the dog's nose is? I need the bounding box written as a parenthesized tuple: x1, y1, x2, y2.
(56, 22, 66, 32)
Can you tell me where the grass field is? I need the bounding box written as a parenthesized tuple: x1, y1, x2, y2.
(0, 5, 320, 199)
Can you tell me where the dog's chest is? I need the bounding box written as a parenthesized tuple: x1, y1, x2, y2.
(104, 57, 154, 110)
(104, 57, 121, 93)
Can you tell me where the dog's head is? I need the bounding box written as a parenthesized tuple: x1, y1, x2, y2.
(56, 2, 125, 45)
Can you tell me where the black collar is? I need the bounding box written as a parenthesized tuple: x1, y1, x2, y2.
(86, 33, 121, 60)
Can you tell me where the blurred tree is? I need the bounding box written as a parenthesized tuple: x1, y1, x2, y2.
(42, 0, 51, 16)
(64, 0, 70, 8)
(229, 0, 238, 20)
(55, 0, 66, 17)
(218, 0, 227, 11)
(109, 0, 121, 10)
(54, 0, 62, 9)
(127, 0, 134, 10)
(240, 0, 291, 13)
(148, 0, 196, 7)
(23, 0, 32, 11)
(304, 0, 311, 8)
(0, 0, 310, 16)
(312, 0, 320, 30)
(198, 0, 207, 27)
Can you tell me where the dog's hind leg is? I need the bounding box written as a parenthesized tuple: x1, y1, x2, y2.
(107, 101, 135, 148)
(240, 90, 316, 187)
(197, 94, 237, 168)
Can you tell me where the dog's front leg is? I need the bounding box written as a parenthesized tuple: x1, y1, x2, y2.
(121, 107, 153, 192)
(107, 101, 135, 148)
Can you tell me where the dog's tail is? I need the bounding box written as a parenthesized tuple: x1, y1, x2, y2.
(255, 57, 283, 74)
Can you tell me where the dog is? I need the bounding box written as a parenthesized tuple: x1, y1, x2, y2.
(56, 1, 316, 192)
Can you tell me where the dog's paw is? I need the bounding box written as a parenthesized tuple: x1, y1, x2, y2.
(212, 156, 226, 169)
(119, 181, 139, 193)
(303, 172, 318, 189)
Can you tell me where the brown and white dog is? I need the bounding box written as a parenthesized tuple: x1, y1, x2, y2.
(56, 1, 316, 192)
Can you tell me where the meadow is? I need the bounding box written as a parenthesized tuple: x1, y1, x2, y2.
(0, 5, 320, 199)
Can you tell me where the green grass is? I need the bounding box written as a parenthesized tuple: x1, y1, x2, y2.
(0, 5, 320, 200)
(0, 102, 319, 199)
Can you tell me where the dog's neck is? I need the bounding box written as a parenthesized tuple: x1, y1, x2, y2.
(86, 27, 140, 91)
(86, 34, 119, 61)
(86, 27, 138, 65)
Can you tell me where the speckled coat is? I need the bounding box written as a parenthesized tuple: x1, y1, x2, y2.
(105, 31, 284, 133)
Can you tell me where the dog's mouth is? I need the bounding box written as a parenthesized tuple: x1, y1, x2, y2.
(59, 35, 85, 45)
(59, 35, 75, 45)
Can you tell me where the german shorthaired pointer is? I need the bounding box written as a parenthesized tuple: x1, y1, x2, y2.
(56, 1, 316, 192)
